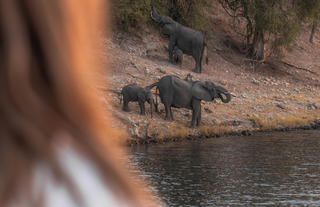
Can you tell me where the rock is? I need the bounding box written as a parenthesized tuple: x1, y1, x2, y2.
(307, 103, 318, 110)
(130, 61, 137, 68)
(144, 67, 150, 75)
(204, 107, 213, 113)
(241, 130, 252, 136)
(312, 119, 320, 129)
(293, 88, 300, 93)
(251, 78, 259, 85)
(276, 104, 285, 110)
(219, 80, 227, 86)
(223, 119, 242, 126)
(156, 67, 166, 74)
(239, 94, 247, 99)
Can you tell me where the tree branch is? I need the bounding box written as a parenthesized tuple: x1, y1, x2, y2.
(281, 61, 317, 74)
(110, 108, 146, 140)
(104, 89, 121, 95)
(126, 73, 144, 80)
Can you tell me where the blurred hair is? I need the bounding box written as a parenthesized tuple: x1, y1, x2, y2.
(0, 0, 156, 206)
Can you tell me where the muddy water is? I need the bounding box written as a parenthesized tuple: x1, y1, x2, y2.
(129, 130, 320, 206)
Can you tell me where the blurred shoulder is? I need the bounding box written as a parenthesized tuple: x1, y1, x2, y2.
(30, 139, 132, 207)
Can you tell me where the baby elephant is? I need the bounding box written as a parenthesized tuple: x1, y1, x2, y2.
(173, 46, 183, 66)
(121, 83, 154, 117)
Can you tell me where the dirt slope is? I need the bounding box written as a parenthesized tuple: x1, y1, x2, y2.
(101, 3, 320, 144)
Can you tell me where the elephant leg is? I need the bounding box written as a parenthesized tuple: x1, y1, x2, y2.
(191, 100, 201, 127)
(154, 102, 159, 113)
(196, 105, 201, 127)
(192, 54, 201, 73)
(122, 100, 130, 112)
(168, 36, 175, 63)
(199, 49, 204, 74)
(139, 101, 146, 115)
(191, 108, 196, 128)
(170, 107, 174, 120)
(164, 104, 172, 120)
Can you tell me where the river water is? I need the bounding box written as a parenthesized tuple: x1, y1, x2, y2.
(129, 130, 320, 206)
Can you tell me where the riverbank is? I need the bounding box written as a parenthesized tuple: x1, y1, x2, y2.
(132, 121, 320, 145)
(102, 3, 320, 145)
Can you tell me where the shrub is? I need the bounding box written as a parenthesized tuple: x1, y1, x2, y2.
(249, 113, 316, 130)
(112, 0, 211, 32)
(161, 0, 212, 31)
(112, 0, 151, 31)
(200, 125, 230, 137)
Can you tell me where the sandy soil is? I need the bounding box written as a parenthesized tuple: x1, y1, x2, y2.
(100, 3, 320, 144)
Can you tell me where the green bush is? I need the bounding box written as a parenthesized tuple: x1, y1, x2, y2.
(219, 0, 303, 59)
(112, 0, 151, 31)
(160, 0, 211, 31)
(112, 0, 211, 32)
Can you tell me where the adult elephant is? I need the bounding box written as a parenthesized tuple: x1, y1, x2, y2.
(148, 75, 231, 127)
(150, 1, 208, 73)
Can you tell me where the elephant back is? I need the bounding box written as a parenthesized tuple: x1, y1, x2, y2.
(159, 75, 191, 91)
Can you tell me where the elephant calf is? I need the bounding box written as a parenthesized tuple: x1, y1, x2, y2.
(173, 46, 183, 67)
(121, 83, 154, 117)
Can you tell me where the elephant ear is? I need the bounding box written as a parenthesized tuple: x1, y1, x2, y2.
(162, 23, 175, 35)
(191, 82, 213, 101)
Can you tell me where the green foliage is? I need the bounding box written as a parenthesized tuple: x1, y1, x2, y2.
(112, 0, 211, 32)
(296, 0, 320, 20)
(219, 0, 303, 58)
(161, 0, 212, 31)
(112, 0, 151, 31)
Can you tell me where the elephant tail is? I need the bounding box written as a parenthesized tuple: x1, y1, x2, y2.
(153, 86, 159, 113)
(119, 93, 123, 104)
(146, 82, 159, 112)
(146, 82, 158, 90)
(204, 38, 208, 64)
(104, 89, 122, 103)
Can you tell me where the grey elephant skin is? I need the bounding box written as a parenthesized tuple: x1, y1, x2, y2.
(121, 83, 154, 117)
(148, 75, 231, 127)
(173, 46, 183, 67)
(150, 1, 208, 73)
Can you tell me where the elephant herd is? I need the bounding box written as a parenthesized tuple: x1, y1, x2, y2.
(117, 1, 231, 127)
(120, 74, 231, 128)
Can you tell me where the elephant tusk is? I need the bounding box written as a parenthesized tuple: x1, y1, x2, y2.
(230, 92, 236, 97)
(150, 12, 157, 21)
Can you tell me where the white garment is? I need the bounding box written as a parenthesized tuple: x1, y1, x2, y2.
(28, 145, 132, 207)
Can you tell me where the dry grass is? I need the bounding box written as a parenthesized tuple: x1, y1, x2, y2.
(249, 109, 320, 130)
(157, 122, 190, 139)
(200, 125, 230, 137)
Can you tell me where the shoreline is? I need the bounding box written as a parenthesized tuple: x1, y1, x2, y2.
(126, 119, 320, 145)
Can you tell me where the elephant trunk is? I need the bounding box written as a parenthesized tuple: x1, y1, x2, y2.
(150, 1, 161, 23)
(219, 92, 231, 103)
